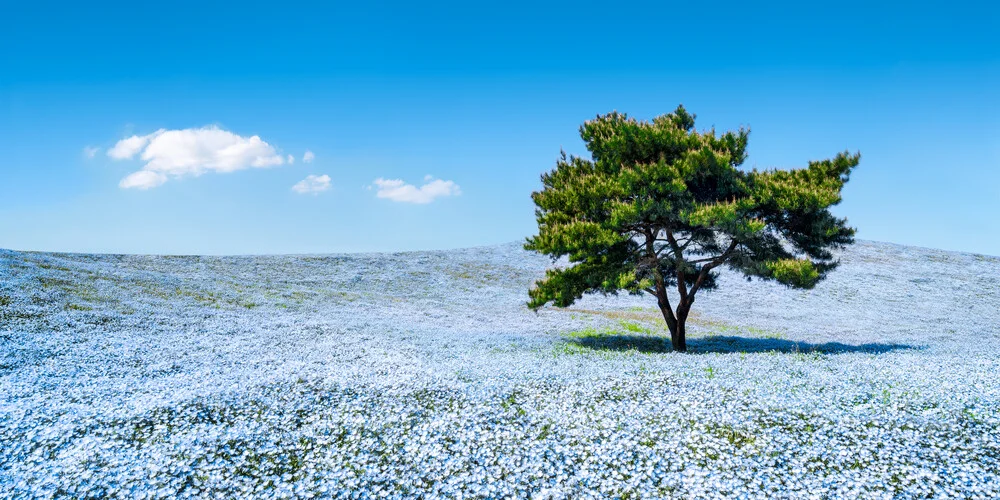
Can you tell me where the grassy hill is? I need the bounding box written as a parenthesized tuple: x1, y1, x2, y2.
(1, 241, 998, 498)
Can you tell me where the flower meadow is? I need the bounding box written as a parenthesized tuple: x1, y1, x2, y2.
(1, 241, 999, 499)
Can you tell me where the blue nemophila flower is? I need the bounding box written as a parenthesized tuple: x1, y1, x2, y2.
(0, 243, 998, 498)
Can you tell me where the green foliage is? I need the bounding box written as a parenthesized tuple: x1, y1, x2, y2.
(526, 105, 858, 348)
(763, 259, 821, 289)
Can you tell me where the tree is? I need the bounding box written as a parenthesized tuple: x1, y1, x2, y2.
(525, 106, 859, 352)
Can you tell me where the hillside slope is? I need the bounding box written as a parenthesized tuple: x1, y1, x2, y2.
(1, 241, 999, 498)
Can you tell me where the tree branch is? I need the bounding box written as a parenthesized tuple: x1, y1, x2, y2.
(689, 239, 739, 297)
(654, 243, 674, 257)
(687, 255, 726, 264)
(644, 228, 677, 327)
(665, 231, 689, 303)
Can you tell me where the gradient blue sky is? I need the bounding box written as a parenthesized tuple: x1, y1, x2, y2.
(2, 1, 998, 255)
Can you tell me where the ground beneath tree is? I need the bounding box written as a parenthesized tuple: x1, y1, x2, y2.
(1, 240, 998, 498)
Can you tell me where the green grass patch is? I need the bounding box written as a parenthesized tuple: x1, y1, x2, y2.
(558, 321, 670, 355)
(443, 261, 527, 284)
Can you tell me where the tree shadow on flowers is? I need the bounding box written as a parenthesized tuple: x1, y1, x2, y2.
(567, 334, 673, 354)
(566, 334, 915, 355)
(688, 336, 915, 354)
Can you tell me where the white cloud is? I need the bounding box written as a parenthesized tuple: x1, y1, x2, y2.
(82, 146, 100, 159)
(108, 126, 286, 189)
(372, 176, 461, 204)
(287, 154, 295, 164)
(303, 150, 315, 163)
(119, 171, 167, 190)
(108, 133, 155, 160)
(292, 174, 331, 194)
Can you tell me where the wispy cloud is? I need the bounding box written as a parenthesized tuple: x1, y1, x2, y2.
(108, 126, 287, 189)
(108, 134, 153, 160)
(119, 171, 168, 190)
(292, 174, 331, 194)
(372, 176, 461, 204)
(82, 146, 100, 159)
(303, 150, 315, 163)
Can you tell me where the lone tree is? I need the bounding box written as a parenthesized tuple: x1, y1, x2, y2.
(526, 106, 859, 352)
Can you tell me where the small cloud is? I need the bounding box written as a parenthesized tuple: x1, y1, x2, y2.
(292, 174, 331, 194)
(372, 176, 461, 204)
(303, 150, 315, 163)
(287, 154, 295, 164)
(119, 171, 167, 190)
(108, 133, 155, 160)
(82, 146, 100, 159)
(108, 126, 286, 189)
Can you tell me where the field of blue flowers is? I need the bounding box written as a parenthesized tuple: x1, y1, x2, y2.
(1, 241, 998, 499)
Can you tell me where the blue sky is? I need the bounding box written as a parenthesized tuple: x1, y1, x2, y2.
(1, 1, 998, 255)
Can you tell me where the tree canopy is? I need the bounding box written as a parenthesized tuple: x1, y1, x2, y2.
(526, 105, 859, 352)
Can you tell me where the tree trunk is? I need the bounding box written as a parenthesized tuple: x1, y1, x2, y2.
(669, 320, 687, 352)
(661, 300, 692, 353)
(658, 300, 689, 353)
